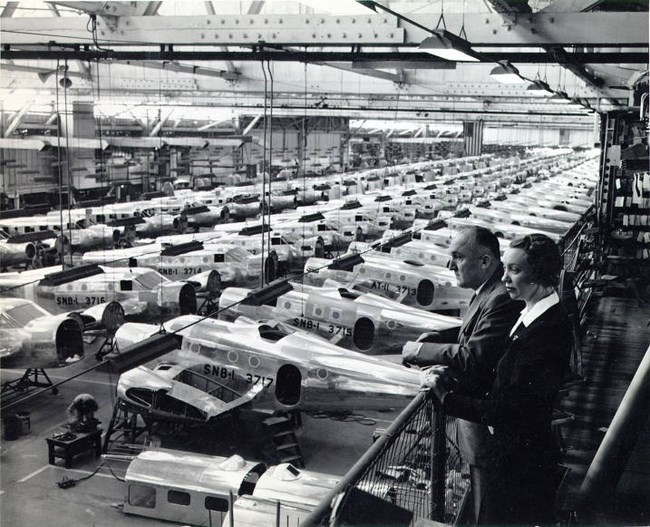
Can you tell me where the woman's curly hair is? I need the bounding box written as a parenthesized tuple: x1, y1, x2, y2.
(509, 234, 562, 287)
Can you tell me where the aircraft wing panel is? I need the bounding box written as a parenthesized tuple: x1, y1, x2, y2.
(311, 356, 419, 393)
(82, 243, 162, 265)
(115, 322, 165, 351)
(118, 366, 174, 394)
(166, 379, 230, 416)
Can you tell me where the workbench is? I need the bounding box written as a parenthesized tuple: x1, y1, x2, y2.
(46, 429, 102, 468)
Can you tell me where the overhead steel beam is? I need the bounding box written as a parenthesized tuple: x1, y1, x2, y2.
(0, 62, 92, 81)
(229, 100, 596, 127)
(314, 61, 406, 84)
(49, 1, 161, 17)
(1, 1, 18, 17)
(242, 115, 261, 135)
(0, 135, 108, 149)
(149, 110, 173, 137)
(1, 13, 646, 47)
(1, 49, 646, 64)
(47, 2, 61, 17)
(197, 119, 233, 131)
(484, 0, 532, 13)
(45, 0, 93, 82)
(483, 0, 625, 105)
(547, 47, 606, 89)
(108, 136, 249, 148)
(0, 80, 618, 109)
(214, 104, 594, 118)
(353, 59, 456, 70)
(540, 0, 606, 12)
(46, 1, 108, 15)
(3, 102, 32, 137)
(204, 0, 238, 74)
(118, 59, 241, 81)
(142, 1, 163, 16)
(0, 138, 49, 150)
(247, 1, 265, 15)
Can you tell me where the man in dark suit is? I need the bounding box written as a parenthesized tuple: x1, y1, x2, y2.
(402, 226, 522, 525)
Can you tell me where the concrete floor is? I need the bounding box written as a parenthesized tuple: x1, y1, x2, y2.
(1, 356, 404, 526)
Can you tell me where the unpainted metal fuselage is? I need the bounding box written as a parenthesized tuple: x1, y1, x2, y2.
(218, 283, 461, 355)
(114, 315, 421, 419)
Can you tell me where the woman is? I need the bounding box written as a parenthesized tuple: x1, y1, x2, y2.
(425, 233, 572, 526)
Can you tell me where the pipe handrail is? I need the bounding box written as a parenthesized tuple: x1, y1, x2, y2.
(303, 390, 436, 526)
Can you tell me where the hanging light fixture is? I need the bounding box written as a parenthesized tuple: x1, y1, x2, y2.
(419, 29, 480, 62)
(549, 91, 572, 103)
(526, 80, 552, 95)
(38, 65, 68, 84)
(490, 61, 526, 84)
(356, 1, 481, 63)
(59, 76, 73, 89)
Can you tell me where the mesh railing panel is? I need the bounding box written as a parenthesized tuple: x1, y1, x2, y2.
(309, 391, 470, 526)
(444, 416, 472, 524)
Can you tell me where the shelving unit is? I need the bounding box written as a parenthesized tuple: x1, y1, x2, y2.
(598, 110, 650, 280)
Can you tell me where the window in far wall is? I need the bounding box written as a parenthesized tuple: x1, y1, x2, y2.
(559, 129, 570, 146)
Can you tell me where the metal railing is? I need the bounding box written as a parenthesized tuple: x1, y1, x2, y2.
(303, 390, 470, 526)
(558, 205, 597, 326)
(558, 206, 598, 376)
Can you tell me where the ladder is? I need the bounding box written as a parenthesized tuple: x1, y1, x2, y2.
(262, 415, 304, 468)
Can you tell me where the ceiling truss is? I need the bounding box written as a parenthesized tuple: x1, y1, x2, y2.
(0, 3, 647, 134)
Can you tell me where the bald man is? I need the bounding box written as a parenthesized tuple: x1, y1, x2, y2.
(403, 226, 523, 525)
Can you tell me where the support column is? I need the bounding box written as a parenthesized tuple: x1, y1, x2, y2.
(462, 120, 484, 157)
(70, 101, 96, 191)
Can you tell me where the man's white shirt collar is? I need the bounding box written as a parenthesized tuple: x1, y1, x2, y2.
(474, 278, 490, 297)
(509, 291, 560, 336)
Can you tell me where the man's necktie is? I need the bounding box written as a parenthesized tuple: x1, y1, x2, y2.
(469, 292, 477, 307)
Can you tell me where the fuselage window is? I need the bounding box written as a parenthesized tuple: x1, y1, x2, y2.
(353, 317, 375, 351)
(205, 496, 228, 512)
(167, 490, 190, 506)
(128, 484, 156, 509)
(275, 364, 301, 406)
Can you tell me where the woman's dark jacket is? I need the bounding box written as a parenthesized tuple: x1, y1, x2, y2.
(444, 302, 572, 464)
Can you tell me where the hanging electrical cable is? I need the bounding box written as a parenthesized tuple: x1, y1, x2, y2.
(92, 57, 111, 328)
(55, 59, 64, 268)
(95, 59, 108, 254)
(63, 57, 75, 270)
(299, 60, 309, 319)
(260, 60, 269, 286)
(156, 65, 167, 333)
(266, 60, 274, 277)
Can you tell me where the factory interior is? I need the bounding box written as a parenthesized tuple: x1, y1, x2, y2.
(0, 1, 648, 526)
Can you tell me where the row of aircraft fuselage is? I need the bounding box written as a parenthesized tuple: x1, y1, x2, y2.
(0, 147, 599, 526)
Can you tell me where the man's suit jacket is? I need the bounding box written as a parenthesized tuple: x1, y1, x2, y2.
(415, 268, 522, 465)
(444, 302, 572, 465)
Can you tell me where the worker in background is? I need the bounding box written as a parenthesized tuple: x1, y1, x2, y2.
(67, 393, 99, 433)
(402, 226, 522, 525)
(422, 233, 572, 526)
(31, 243, 44, 269)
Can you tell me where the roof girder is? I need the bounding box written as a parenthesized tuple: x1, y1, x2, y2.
(1, 12, 647, 47)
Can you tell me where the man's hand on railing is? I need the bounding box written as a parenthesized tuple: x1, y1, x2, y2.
(401, 341, 422, 367)
(419, 365, 457, 403)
